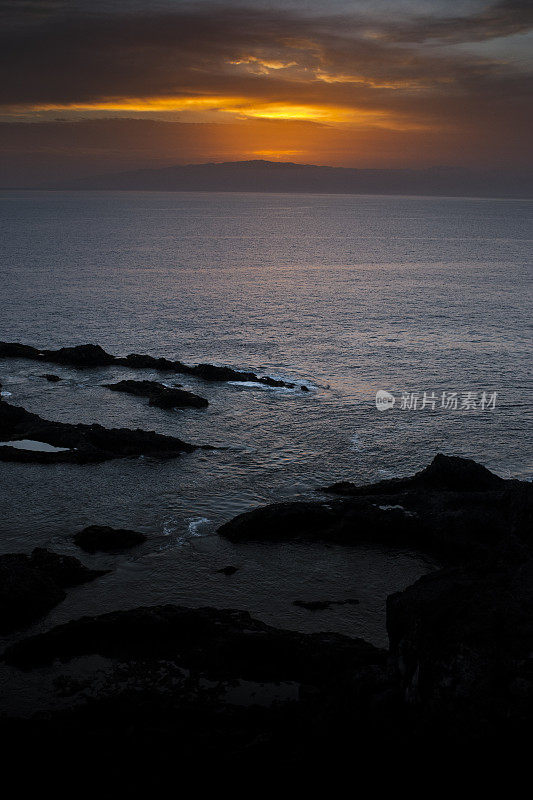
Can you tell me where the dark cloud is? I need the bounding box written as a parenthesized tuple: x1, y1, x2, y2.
(0, 2, 531, 175)
(1, 3, 531, 106)
(380, 0, 533, 42)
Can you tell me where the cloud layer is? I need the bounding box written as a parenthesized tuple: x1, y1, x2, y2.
(1, 1, 531, 179)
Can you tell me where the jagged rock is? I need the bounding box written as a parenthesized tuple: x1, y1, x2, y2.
(48, 344, 115, 367)
(74, 525, 147, 553)
(322, 453, 503, 495)
(0, 397, 196, 463)
(104, 379, 208, 409)
(0, 340, 296, 388)
(0, 548, 107, 633)
(40, 374, 61, 382)
(218, 455, 532, 561)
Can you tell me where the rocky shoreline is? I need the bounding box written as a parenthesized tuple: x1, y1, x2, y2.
(0, 455, 531, 782)
(0, 396, 198, 462)
(218, 454, 530, 562)
(0, 340, 297, 388)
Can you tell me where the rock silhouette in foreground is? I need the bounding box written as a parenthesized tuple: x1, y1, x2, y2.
(387, 558, 533, 740)
(103, 379, 208, 409)
(74, 525, 147, 553)
(0, 341, 295, 388)
(2, 555, 532, 781)
(0, 397, 197, 463)
(1, 604, 388, 778)
(218, 454, 531, 562)
(1, 454, 531, 783)
(0, 548, 107, 633)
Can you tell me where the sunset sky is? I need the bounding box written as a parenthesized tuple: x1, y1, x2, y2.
(1, 0, 532, 184)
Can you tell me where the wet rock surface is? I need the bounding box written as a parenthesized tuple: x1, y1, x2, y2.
(103, 379, 208, 409)
(0, 397, 197, 463)
(73, 525, 147, 553)
(0, 548, 107, 633)
(0, 341, 296, 388)
(218, 455, 532, 562)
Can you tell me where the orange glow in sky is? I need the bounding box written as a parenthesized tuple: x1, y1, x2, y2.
(0, 0, 531, 184)
(10, 95, 429, 132)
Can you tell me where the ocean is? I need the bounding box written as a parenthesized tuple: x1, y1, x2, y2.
(0, 190, 531, 647)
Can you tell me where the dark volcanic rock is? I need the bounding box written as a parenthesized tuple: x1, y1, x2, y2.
(0, 340, 296, 388)
(2, 562, 532, 782)
(218, 500, 340, 544)
(322, 453, 503, 495)
(149, 388, 208, 409)
(0, 342, 42, 360)
(40, 374, 61, 382)
(104, 379, 182, 396)
(185, 362, 292, 387)
(293, 599, 359, 610)
(49, 344, 115, 367)
(216, 565, 238, 576)
(0, 548, 107, 633)
(28, 548, 107, 588)
(74, 525, 147, 553)
(104, 379, 208, 409)
(0, 604, 391, 782)
(3, 604, 383, 678)
(293, 599, 333, 611)
(0, 342, 115, 368)
(0, 397, 196, 463)
(218, 455, 532, 561)
(387, 559, 533, 741)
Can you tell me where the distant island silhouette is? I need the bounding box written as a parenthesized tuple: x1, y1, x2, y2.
(54, 160, 533, 198)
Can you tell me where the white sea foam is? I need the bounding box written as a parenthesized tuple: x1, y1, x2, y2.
(351, 433, 362, 451)
(160, 516, 211, 549)
(377, 504, 416, 517)
(0, 439, 71, 453)
(228, 381, 267, 389)
(187, 517, 210, 536)
(228, 377, 316, 393)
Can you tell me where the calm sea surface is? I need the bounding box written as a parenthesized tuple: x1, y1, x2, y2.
(0, 191, 531, 646)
